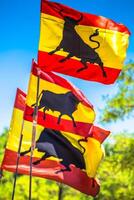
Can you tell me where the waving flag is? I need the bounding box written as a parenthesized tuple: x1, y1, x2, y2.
(1, 88, 111, 196)
(2, 121, 102, 196)
(38, 0, 130, 84)
(24, 61, 95, 136)
(1, 88, 102, 196)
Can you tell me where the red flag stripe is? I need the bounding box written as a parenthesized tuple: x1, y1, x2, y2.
(38, 51, 121, 84)
(89, 126, 111, 143)
(24, 105, 93, 137)
(2, 149, 100, 196)
(41, 0, 130, 34)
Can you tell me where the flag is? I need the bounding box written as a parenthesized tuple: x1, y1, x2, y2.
(1, 88, 102, 196)
(2, 124, 102, 196)
(38, 0, 130, 84)
(2, 88, 26, 151)
(24, 61, 95, 136)
(89, 125, 111, 144)
(1, 88, 26, 171)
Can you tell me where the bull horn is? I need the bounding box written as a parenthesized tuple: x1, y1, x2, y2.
(76, 13, 83, 23)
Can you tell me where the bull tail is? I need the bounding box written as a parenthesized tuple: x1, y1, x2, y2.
(37, 90, 44, 102)
(89, 29, 100, 50)
(78, 138, 88, 154)
(31, 90, 44, 107)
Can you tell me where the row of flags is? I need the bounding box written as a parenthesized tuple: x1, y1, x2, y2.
(0, 0, 130, 198)
(1, 63, 110, 196)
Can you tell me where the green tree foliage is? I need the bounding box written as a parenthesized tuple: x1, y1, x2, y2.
(97, 134, 134, 200)
(100, 63, 134, 123)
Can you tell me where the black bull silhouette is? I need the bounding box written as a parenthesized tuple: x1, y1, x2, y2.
(31, 90, 80, 127)
(20, 128, 86, 173)
(49, 10, 107, 77)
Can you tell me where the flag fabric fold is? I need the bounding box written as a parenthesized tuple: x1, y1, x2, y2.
(89, 125, 111, 144)
(24, 61, 95, 137)
(38, 0, 130, 84)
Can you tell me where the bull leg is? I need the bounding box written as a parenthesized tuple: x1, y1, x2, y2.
(31, 103, 36, 107)
(20, 147, 31, 156)
(77, 60, 88, 72)
(69, 115, 76, 127)
(31, 102, 42, 108)
(43, 107, 46, 120)
(33, 152, 51, 165)
(59, 53, 73, 63)
(32, 157, 44, 165)
(99, 62, 107, 77)
(57, 114, 63, 124)
(49, 46, 61, 55)
(43, 107, 49, 120)
(55, 166, 71, 174)
(91, 57, 107, 78)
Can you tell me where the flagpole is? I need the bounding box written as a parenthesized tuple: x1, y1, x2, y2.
(58, 183, 63, 200)
(0, 171, 3, 185)
(11, 119, 24, 200)
(29, 68, 40, 200)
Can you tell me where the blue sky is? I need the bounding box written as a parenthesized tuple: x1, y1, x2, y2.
(0, 0, 133, 135)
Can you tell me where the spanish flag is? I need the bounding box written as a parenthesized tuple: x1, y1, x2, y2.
(24, 61, 95, 136)
(38, 0, 130, 84)
(1, 89, 105, 196)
